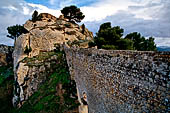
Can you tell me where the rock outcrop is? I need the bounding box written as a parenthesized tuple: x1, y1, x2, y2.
(13, 13, 93, 107)
(0, 44, 13, 66)
(14, 13, 93, 71)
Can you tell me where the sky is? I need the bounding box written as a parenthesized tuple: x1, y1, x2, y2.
(0, 0, 170, 47)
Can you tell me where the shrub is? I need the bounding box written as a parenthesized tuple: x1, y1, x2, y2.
(64, 24, 72, 28)
(101, 45, 117, 50)
(88, 41, 96, 47)
(116, 39, 134, 50)
(32, 10, 38, 22)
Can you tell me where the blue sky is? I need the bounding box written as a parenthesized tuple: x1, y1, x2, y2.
(24, 0, 98, 8)
(0, 0, 170, 47)
(25, 0, 51, 7)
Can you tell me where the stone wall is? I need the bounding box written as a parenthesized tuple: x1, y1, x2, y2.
(65, 47, 170, 113)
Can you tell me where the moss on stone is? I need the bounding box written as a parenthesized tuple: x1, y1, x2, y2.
(22, 51, 59, 67)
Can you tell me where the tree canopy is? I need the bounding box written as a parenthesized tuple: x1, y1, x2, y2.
(32, 10, 39, 22)
(90, 22, 157, 51)
(125, 32, 157, 51)
(61, 5, 85, 23)
(7, 24, 28, 42)
(93, 22, 132, 50)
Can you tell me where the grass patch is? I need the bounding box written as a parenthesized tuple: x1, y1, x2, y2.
(0, 65, 14, 113)
(22, 51, 59, 67)
(0, 65, 13, 86)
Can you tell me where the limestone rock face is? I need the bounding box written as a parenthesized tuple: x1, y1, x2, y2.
(0, 53, 7, 66)
(13, 13, 93, 107)
(0, 44, 13, 66)
(14, 13, 93, 72)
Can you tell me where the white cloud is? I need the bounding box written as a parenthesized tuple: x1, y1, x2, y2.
(2, 5, 18, 11)
(81, 0, 135, 22)
(23, 6, 30, 15)
(0, 12, 29, 46)
(80, 0, 167, 22)
(48, 0, 76, 8)
(0, 0, 169, 47)
(128, 0, 164, 20)
(28, 3, 61, 17)
(0, 0, 31, 45)
(82, 0, 170, 47)
(59, 0, 73, 8)
(0, 0, 63, 46)
(154, 37, 170, 47)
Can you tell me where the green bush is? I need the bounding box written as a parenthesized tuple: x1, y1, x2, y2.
(0, 65, 13, 85)
(64, 24, 72, 28)
(116, 39, 134, 50)
(0, 65, 14, 113)
(88, 41, 96, 47)
(71, 40, 80, 46)
(101, 45, 117, 50)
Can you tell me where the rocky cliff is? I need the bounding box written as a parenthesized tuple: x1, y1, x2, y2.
(13, 13, 93, 107)
(14, 13, 92, 71)
(0, 44, 13, 66)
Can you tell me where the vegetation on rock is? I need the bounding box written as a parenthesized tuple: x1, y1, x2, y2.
(31, 10, 39, 22)
(0, 47, 79, 113)
(7, 24, 28, 42)
(31, 10, 43, 22)
(13, 50, 79, 113)
(61, 5, 85, 23)
(0, 65, 14, 113)
(0, 65, 13, 86)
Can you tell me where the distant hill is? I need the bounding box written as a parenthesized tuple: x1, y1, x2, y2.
(157, 46, 170, 51)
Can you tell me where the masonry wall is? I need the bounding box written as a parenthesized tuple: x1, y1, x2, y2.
(65, 47, 170, 113)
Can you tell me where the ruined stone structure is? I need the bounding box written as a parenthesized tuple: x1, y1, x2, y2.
(12, 12, 170, 112)
(65, 47, 170, 113)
